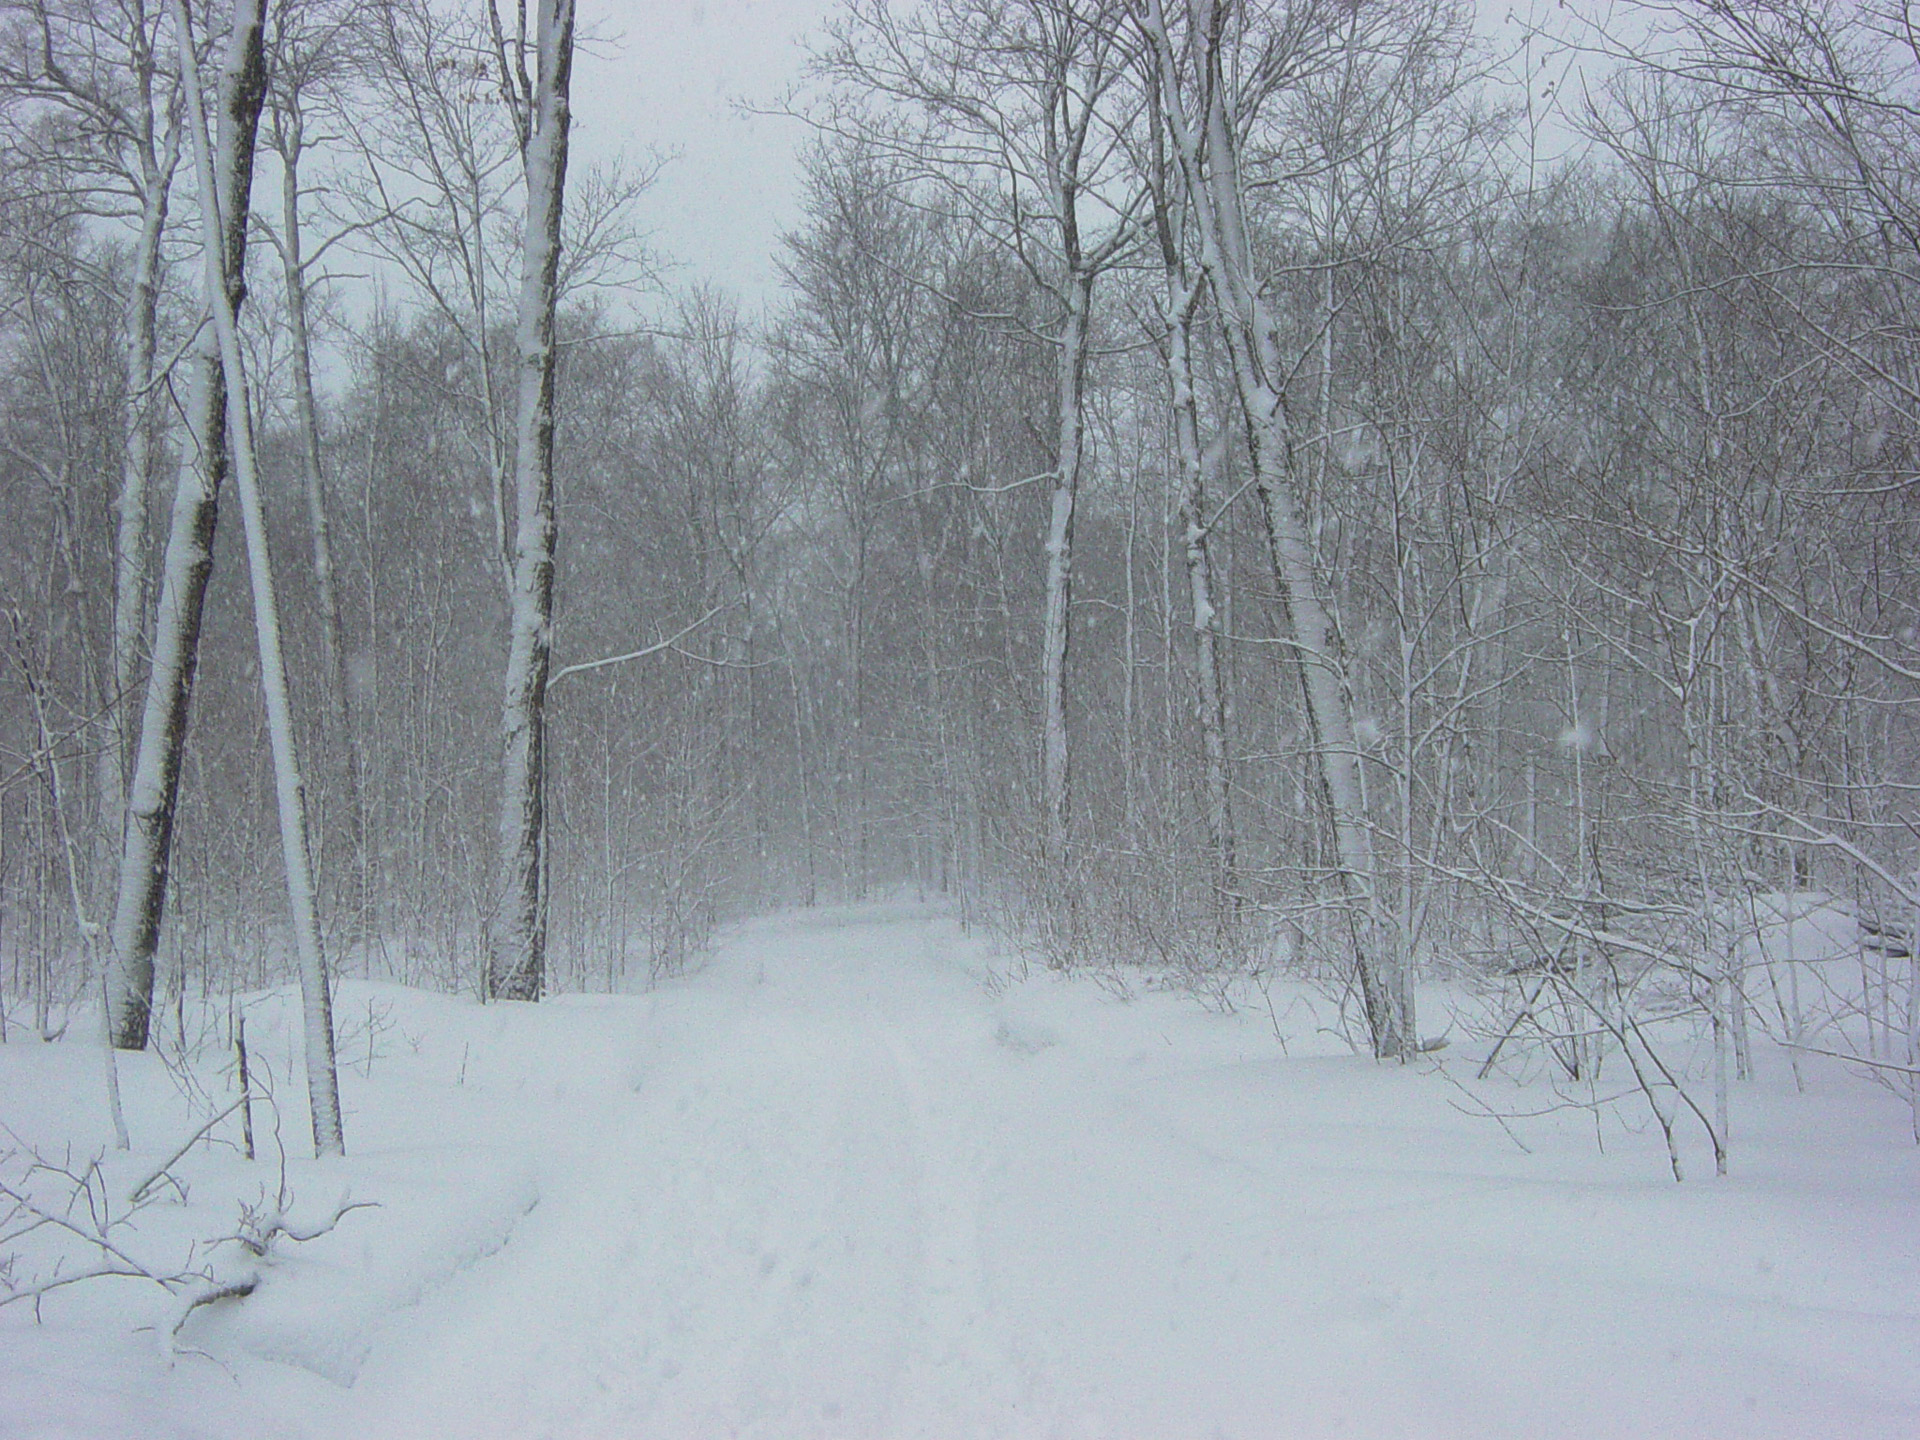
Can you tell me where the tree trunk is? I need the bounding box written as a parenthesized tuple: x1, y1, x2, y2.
(98, 154, 175, 904)
(106, 0, 268, 1051)
(484, 0, 575, 1002)
(1165, 277, 1235, 923)
(276, 104, 368, 952)
(1040, 268, 1093, 875)
(176, 0, 344, 1156)
(1143, 0, 1407, 1056)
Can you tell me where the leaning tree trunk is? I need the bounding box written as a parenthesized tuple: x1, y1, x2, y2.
(1143, 0, 1408, 1057)
(1147, 77, 1236, 936)
(175, 0, 344, 1157)
(97, 149, 176, 902)
(484, 0, 575, 1002)
(1163, 269, 1235, 926)
(106, 0, 269, 1051)
(1176, 362, 1235, 920)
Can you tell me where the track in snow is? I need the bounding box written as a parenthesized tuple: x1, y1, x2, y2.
(344, 908, 1051, 1438)
(20, 902, 1912, 1439)
(319, 904, 1920, 1440)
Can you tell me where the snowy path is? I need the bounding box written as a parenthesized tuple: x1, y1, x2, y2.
(341, 913, 1055, 1437)
(329, 907, 1920, 1439)
(7, 903, 1920, 1437)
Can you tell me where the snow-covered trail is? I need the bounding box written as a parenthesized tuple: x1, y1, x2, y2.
(8, 903, 1920, 1438)
(347, 910, 1026, 1438)
(320, 904, 1918, 1439)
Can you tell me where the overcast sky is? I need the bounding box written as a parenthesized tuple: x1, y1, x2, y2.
(566, 1, 1592, 316)
(572, 0, 840, 315)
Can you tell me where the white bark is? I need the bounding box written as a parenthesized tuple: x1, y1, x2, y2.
(484, 0, 574, 1002)
(106, 0, 267, 1051)
(1041, 270, 1092, 871)
(100, 131, 179, 897)
(1142, 0, 1407, 1056)
(174, 0, 343, 1157)
(1151, 162, 1235, 919)
(5, 0, 183, 917)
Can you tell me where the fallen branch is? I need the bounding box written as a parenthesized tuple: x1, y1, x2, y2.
(1780, 1040, 1920, 1077)
(128, 1099, 244, 1205)
(4, 1134, 374, 1355)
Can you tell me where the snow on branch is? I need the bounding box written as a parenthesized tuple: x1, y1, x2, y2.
(1, 1127, 373, 1356)
(543, 600, 740, 693)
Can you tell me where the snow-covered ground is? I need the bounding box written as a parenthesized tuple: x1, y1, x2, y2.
(4, 903, 1919, 1438)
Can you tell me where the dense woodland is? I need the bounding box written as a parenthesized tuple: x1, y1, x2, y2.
(0, 0, 1916, 1160)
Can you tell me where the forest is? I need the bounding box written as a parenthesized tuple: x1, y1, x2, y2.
(0, 0, 1916, 1301)
(3, 0, 1919, 1153)
(2, 1, 1919, 1432)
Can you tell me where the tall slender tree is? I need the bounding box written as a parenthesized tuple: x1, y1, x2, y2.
(0, 0, 184, 919)
(173, 0, 342, 1156)
(1141, 0, 1411, 1057)
(105, 0, 267, 1049)
(483, 0, 575, 1001)
(810, 0, 1143, 883)
(262, 0, 370, 950)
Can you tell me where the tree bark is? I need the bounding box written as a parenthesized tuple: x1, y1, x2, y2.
(1040, 269, 1092, 873)
(1149, 140, 1235, 922)
(1142, 0, 1407, 1056)
(484, 0, 575, 1002)
(98, 136, 177, 904)
(175, 0, 344, 1156)
(106, 0, 268, 1050)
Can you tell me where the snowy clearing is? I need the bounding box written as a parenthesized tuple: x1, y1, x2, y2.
(5, 903, 1920, 1438)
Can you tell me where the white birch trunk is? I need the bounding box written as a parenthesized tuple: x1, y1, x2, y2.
(98, 149, 176, 893)
(484, 0, 575, 1002)
(1165, 276, 1235, 921)
(106, 0, 267, 1051)
(175, 0, 344, 1157)
(1143, 0, 1407, 1055)
(1040, 269, 1093, 873)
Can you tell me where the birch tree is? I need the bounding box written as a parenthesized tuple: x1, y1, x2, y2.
(261, 0, 370, 948)
(482, 0, 574, 1002)
(1140, 0, 1411, 1057)
(0, 0, 184, 912)
(172, 0, 343, 1155)
(105, 0, 267, 1049)
(1143, 66, 1235, 931)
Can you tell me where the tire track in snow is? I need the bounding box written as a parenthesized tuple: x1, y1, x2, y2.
(864, 918, 1059, 1435)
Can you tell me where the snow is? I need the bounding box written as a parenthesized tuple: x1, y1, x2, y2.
(6, 903, 1920, 1437)
(1555, 720, 1593, 752)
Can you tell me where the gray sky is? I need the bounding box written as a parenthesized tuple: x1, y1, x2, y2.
(574, 0, 840, 314)
(568, 1, 1589, 314)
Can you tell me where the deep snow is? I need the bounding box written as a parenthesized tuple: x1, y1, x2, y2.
(4, 903, 1919, 1438)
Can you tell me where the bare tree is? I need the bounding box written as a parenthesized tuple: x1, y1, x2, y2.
(105, 0, 268, 1049)
(0, 0, 184, 915)
(1140, 0, 1411, 1057)
(170, 0, 343, 1155)
(482, 0, 575, 1002)
(1141, 59, 1235, 934)
(260, 0, 372, 950)
(809, 0, 1144, 884)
